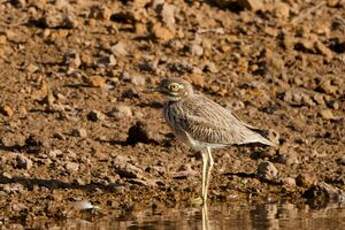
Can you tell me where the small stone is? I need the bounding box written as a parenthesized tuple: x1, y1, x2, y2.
(190, 44, 204, 56)
(87, 75, 107, 88)
(336, 156, 345, 166)
(151, 23, 175, 42)
(89, 5, 111, 20)
(15, 155, 33, 170)
(64, 50, 81, 69)
(71, 128, 88, 138)
(126, 121, 160, 145)
(282, 177, 296, 187)
(87, 110, 105, 122)
(296, 174, 317, 188)
(65, 161, 79, 172)
(48, 149, 63, 158)
(273, 2, 290, 19)
(0, 105, 14, 117)
(327, 0, 341, 7)
(160, 3, 176, 30)
(317, 80, 338, 95)
(203, 61, 218, 73)
(189, 73, 205, 87)
(319, 109, 335, 120)
(131, 75, 146, 86)
(26, 63, 39, 74)
(111, 41, 128, 57)
(303, 182, 345, 201)
(96, 54, 116, 67)
(315, 40, 334, 60)
(238, 0, 264, 11)
(256, 161, 278, 180)
(44, 13, 77, 29)
(108, 105, 133, 120)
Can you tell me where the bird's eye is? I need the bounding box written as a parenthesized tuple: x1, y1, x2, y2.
(168, 83, 180, 92)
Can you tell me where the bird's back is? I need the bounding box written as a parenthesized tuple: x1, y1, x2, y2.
(164, 94, 273, 147)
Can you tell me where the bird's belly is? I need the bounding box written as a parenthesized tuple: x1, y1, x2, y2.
(177, 129, 226, 152)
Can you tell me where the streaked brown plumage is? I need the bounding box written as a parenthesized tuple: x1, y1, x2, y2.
(154, 78, 274, 204)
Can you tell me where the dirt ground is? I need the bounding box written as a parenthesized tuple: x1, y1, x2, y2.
(0, 0, 344, 227)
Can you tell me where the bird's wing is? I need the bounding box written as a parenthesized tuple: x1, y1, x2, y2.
(173, 95, 273, 146)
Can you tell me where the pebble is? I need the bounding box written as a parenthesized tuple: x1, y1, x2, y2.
(303, 182, 345, 201)
(203, 61, 218, 73)
(126, 121, 160, 145)
(108, 105, 133, 120)
(256, 161, 278, 180)
(87, 110, 105, 122)
(111, 41, 128, 57)
(131, 75, 146, 86)
(15, 154, 33, 170)
(160, 3, 176, 30)
(282, 177, 296, 187)
(151, 23, 175, 42)
(296, 173, 317, 188)
(190, 44, 204, 56)
(65, 161, 79, 172)
(87, 75, 107, 88)
(71, 128, 87, 138)
(64, 50, 81, 69)
(44, 12, 77, 29)
(319, 109, 335, 120)
(0, 105, 14, 117)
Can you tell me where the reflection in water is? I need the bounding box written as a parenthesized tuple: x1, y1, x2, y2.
(56, 201, 345, 229)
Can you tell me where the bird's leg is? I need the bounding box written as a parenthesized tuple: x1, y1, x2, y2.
(204, 147, 214, 203)
(201, 149, 209, 205)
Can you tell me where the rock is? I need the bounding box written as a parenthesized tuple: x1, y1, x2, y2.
(173, 164, 198, 179)
(315, 40, 334, 60)
(336, 156, 345, 166)
(282, 177, 296, 187)
(96, 54, 116, 67)
(0, 105, 14, 117)
(275, 146, 299, 165)
(24, 135, 45, 154)
(113, 156, 143, 179)
(71, 128, 87, 138)
(151, 23, 175, 42)
(189, 73, 205, 87)
(87, 110, 105, 122)
(43, 12, 78, 29)
(160, 3, 176, 30)
(319, 109, 335, 120)
(111, 41, 128, 57)
(296, 173, 317, 188)
(214, 0, 264, 11)
(126, 121, 160, 145)
(89, 5, 111, 20)
(10, 0, 26, 8)
(15, 155, 33, 170)
(303, 182, 345, 202)
(64, 50, 81, 69)
(65, 161, 79, 172)
(108, 105, 132, 120)
(190, 44, 204, 56)
(131, 75, 146, 86)
(317, 80, 338, 95)
(327, 0, 341, 7)
(273, 2, 290, 19)
(86, 75, 107, 88)
(256, 161, 278, 180)
(203, 61, 218, 73)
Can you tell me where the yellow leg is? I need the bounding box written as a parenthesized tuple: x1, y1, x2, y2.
(204, 147, 214, 203)
(201, 149, 208, 203)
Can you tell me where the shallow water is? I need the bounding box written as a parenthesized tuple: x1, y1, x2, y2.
(56, 202, 345, 230)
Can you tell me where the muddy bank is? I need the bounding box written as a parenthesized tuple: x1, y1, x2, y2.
(0, 0, 344, 227)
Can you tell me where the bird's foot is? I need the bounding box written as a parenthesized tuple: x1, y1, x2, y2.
(191, 196, 204, 206)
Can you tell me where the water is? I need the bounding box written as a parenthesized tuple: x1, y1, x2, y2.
(55, 202, 345, 229)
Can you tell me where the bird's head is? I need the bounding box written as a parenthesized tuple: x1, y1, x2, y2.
(152, 78, 194, 101)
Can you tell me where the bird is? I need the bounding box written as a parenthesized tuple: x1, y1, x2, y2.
(151, 78, 274, 205)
